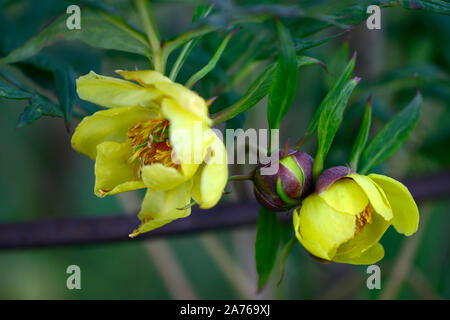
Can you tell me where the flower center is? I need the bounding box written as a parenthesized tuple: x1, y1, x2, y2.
(354, 204, 373, 236)
(127, 119, 180, 175)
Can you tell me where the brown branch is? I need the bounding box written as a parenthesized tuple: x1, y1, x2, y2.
(0, 171, 449, 250)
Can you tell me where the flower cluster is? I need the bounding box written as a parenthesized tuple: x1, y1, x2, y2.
(72, 69, 419, 265)
(72, 70, 227, 237)
(254, 154, 419, 265)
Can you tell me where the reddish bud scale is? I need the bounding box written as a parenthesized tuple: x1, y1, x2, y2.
(315, 166, 355, 194)
(253, 150, 314, 211)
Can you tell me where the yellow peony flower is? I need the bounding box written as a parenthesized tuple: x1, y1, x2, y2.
(293, 166, 419, 264)
(71, 70, 228, 236)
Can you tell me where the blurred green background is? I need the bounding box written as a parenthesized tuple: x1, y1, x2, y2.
(0, 0, 449, 299)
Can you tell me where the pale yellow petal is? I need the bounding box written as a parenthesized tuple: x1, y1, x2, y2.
(294, 195, 355, 261)
(369, 174, 419, 236)
(191, 130, 228, 209)
(293, 209, 332, 262)
(72, 106, 158, 159)
(132, 180, 193, 236)
(141, 162, 198, 192)
(162, 98, 209, 165)
(336, 211, 390, 258)
(115, 69, 171, 86)
(77, 71, 162, 108)
(94, 141, 145, 197)
(155, 82, 210, 124)
(318, 178, 369, 215)
(333, 242, 384, 265)
(350, 173, 393, 221)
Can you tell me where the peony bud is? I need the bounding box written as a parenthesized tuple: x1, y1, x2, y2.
(253, 150, 313, 211)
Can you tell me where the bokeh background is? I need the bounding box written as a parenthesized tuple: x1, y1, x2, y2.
(0, 0, 449, 299)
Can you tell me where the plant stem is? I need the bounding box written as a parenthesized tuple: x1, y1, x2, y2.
(134, 0, 163, 73)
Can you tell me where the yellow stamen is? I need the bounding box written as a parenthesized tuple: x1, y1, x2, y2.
(355, 204, 373, 236)
(126, 119, 179, 171)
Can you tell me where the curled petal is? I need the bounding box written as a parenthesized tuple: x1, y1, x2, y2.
(333, 242, 385, 265)
(336, 211, 390, 258)
(116, 69, 171, 86)
(318, 178, 368, 216)
(156, 82, 210, 124)
(72, 106, 158, 159)
(131, 181, 193, 237)
(77, 71, 162, 109)
(369, 174, 419, 236)
(293, 195, 355, 261)
(141, 162, 198, 192)
(94, 141, 146, 197)
(350, 173, 393, 221)
(191, 130, 228, 209)
(162, 98, 208, 165)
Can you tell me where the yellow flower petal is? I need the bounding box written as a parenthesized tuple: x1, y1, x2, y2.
(333, 242, 385, 265)
(318, 178, 368, 215)
(294, 195, 355, 261)
(116, 69, 171, 86)
(336, 211, 390, 258)
(156, 82, 210, 124)
(350, 173, 393, 221)
(71, 106, 158, 159)
(77, 71, 162, 108)
(94, 141, 145, 197)
(132, 180, 193, 236)
(162, 98, 209, 165)
(369, 174, 419, 236)
(141, 162, 198, 192)
(293, 209, 331, 261)
(191, 130, 228, 209)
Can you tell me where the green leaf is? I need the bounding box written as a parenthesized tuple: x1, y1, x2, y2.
(25, 55, 77, 125)
(306, 53, 356, 137)
(0, 81, 31, 99)
(349, 95, 373, 171)
(211, 56, 323, 125)
(267, 19, 298, 131)
(358, 92, 422, 174)
(255, 207, 281, 291)
(278, 236, 297, 285)
(313, 77, 360, 180)
(169, 4, 213, 81)
(0, 9, 151, 64)
(0, 68, 31, 92)
(17, 95, 64, 128)
(53, 67, 77, 125)
(381, 0, 450, 15)
(185, 29, 236, 89)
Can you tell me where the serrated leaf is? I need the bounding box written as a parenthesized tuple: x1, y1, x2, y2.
(358, 92, 422, 174)
(17, 95, 63, 128)
(255, 207, 281, 291)
(349, 96, 373, 171)
(267, 19, 298, 131)
(313, 77, 360, 179)
(211, 56, 323, 125)
(0, 81, 31, 99)
(0, 9, 151, 64)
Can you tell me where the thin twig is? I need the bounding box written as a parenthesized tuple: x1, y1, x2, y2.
(0, 172, 448, 250)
